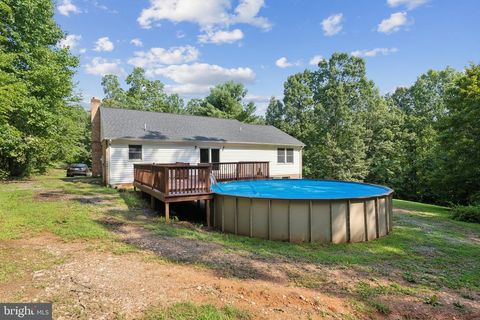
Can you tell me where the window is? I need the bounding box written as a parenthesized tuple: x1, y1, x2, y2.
(277, 148, 285, 163)
(128, 145, 142, 160)
(211, 149, 220, 163)
(200, 148, 210, 163)
(210, 149, 220, 170)
(277, 148, 294, 164)
(200, 148, 220, 164)
(286, 148, 294, 163)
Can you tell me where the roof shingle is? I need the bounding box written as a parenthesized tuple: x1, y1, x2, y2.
(100, 107, 304, 146)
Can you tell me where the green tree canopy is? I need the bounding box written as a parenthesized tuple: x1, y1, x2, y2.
(186, 81, 263, 123)
(433, 64, 480, 204)
(101, 67, 184, 113)
(0, 0, 82, 178)
(388, 68, 459, 201)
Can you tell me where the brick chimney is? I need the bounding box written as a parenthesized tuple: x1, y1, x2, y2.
(90, 97, 102, 177)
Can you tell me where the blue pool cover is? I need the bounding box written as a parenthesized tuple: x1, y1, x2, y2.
(211, 179, 392, 200)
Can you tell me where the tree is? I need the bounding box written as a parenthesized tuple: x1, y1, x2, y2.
(265, 96, 285, 129)
(186, 81, 263, 123)
(389, 68, 459, 201)
(308, 53, 377, 180)
(433, 65, 480, 204)
(0, 0, 80, 178)
(364, 96, 406, 188)
(101, 67, 184, 113)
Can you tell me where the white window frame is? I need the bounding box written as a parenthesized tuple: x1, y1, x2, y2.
(277, 148, 294, 164)
(128, 144, 143, 162)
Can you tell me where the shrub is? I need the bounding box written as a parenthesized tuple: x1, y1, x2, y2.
(451, 206, 480, 223)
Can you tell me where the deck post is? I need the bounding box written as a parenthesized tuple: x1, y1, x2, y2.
(150, 195, 156, 210)
(165, 202, 170, 223)
(206, 199, 211, 227)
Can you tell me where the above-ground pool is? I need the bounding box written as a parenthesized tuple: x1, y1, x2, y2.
(211, 179, 393, 243)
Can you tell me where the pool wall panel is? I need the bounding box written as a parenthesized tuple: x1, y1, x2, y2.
(389, 196, 394, 232)
(378, 198, 387, 237)
(223, 197, 236, 233)
(215, 196, 223, 229)
(251, 199, 269, 239)
(237, 198, 251, 236)
(270, 200, 289, 241)
(366, 200, 377, 240)
(350, 201, 366, 242)
(311, 202, 331, 243)
(289, 201, 310, 243)
(331, 202, 347, 244)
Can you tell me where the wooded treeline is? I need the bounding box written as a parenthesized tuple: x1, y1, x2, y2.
(266, 54, 479, 206)
(0, 0, 89, 178)
(1, 1, 478, 207)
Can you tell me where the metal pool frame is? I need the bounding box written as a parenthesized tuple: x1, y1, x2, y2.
(212, 180, 394, 244)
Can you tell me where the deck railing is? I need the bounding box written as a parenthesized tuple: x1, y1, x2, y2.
(133, 161, 270, 197)
(133, 163, 212, 196)
(211, 162, 269, 182)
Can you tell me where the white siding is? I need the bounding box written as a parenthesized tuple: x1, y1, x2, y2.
(220, 145, 301, 177)
(108, 141, 302, 185)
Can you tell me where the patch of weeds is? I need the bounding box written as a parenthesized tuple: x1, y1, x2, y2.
(141, 301, 250, 320)
(288, 271, 327, 289)
(370, 300, 391, 315)
(402, 272, 418, 283)
(0, 247, 65, 284)
(423, 294, 441, 306)
(452, 301, 465, 310)
(118, 190, 145, 209)
(355, 281, 416, 299)
(111, 242, 139, 255)
(460, 292, 475, 300)
(353, 281, 414, 316)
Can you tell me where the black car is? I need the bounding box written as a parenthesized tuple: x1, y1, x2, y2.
(66, 163, 89, 177)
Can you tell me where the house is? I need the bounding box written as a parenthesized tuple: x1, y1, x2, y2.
(90, 98, 305, 186)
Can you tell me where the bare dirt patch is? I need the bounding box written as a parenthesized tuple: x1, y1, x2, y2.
(35, 189, 118, 206)
(0, 235, 353, 319)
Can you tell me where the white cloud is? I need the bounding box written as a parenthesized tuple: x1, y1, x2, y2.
(275, 57, 300, 68)
(387, 0, 428, 10)
(150, 63, 255, 94)
(85, 57, 125, 76)
(138, 0, 270, 31)
(377, 12, 410, 34)
(57, 0, 81, 16)
(130, 38, 143, 47)
(198, 29, 244, 44)
(92, 0, 117, 13)
(351, 47, 398, 58)
(322, 13, 343, 36)
(128, 46, 199, 68)
(94, 37, 114, 52)
(232, 0, 271, 30)
(58, 34, 81, 49)
(165, 84, 211, 95)
(309, 55, 323, 66)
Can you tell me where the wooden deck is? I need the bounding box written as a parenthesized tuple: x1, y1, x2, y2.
(133, 162, 270, 225)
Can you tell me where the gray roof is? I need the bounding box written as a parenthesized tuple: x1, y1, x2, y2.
(100, 107, 304, 146)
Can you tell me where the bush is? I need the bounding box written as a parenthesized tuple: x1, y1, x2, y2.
(451, 206, 480, 223)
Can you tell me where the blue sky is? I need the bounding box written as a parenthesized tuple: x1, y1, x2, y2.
(55, 0, 480, 114)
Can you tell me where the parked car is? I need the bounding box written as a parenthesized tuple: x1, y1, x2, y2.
(66, 163, 89, 177)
